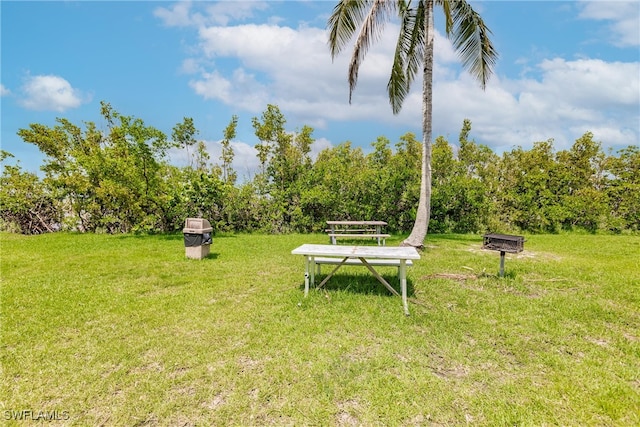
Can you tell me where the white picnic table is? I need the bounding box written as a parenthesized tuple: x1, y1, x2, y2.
(291, 244, 420, 315)
(326, 220, 390, 245)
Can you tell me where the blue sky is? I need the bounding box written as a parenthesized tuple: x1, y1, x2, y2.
(2, 1, 639, 180)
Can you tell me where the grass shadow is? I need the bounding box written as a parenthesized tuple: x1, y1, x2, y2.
(302, 272, 415, 297)
(487, 270, 517, 280)
(183, 252, 220, 261)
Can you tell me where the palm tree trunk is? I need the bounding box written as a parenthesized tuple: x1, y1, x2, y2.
(402, 0, 434, 249)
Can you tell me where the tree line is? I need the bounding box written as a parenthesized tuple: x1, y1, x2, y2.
(1, 102, 638, 235)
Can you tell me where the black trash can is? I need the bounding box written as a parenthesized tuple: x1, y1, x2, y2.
(183, 218, 213, 259)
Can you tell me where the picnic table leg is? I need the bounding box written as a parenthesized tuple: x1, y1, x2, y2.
(358, 257, 401, 297)
(304, 256, 311, 297)
(317, 257, 349, 289)
(400, 260, 409, 316)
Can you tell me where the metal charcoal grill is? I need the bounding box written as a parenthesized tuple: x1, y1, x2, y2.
(482, 233, 525, 277)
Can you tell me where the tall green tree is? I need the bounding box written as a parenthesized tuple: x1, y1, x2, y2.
(327, 0, 497, 247)
(251, 104, 316, 232)
(18, 102, 172, 233)
(555, 132, 608, 232)
(429, 126, 495, 234)
(364, 133, 421, 231)
(456, 119, 499, 231)
(99, 102, 170, 232)
(302, 142, 368, 224)
(498, 140, 563, 232)
(252, 104, 288, 194)
(17, 114, 104, 231)
(172, 117, 199, 169)
(220, 115, 238, 185)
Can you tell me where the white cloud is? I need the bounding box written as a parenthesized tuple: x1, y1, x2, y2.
(310, 137, 334, 158)
(202, 1, 269, 26)
(0, 84, 10, 96)
(180, 58, 202, 74)
(189, 70, 233, 102)
(154, 1, 200, 28)
(189, 68, 270, 111)
(154, 1, 269, 28)
(190, 21, 406, 127)
(578, 0, 640, 47)
(18, 75, 87, 112)
(226, 140, 261, 181)
(535, 58, 639, 107)
(431, 57, 640, 152)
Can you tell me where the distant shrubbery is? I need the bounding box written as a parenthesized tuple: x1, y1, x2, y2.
(2, 103, 638, 235)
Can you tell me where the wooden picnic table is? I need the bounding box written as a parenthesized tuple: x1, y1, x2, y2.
(291, 244, 420, 315)
(326, 220, 390, 245)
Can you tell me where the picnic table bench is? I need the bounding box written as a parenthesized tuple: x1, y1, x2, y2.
(326, 220, 390, 246)
(291, 244, 420, 315)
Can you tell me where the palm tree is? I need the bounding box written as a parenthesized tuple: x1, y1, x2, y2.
(327, 0, 497, 248)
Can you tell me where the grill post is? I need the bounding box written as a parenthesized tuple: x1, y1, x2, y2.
(482, 233, 525, 277)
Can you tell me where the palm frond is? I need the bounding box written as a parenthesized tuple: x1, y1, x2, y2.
(446, 0, 498, 89)
(347, 0, 398, 103)
(327, 0, 368, 59)
(328, 0, 398, 104)
(436, 0, 454, 35)
(388, 2, 425, 114)
(401, 1, 426, 106)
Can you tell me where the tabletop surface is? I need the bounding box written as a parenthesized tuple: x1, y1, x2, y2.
(291, 244, 420, 259)
(326, 220, 387, 226)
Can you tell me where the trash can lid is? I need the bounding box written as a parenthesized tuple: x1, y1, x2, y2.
(183, 218, 212, 233)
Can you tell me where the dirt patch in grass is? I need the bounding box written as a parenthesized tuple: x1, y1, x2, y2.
(335, 399, 362, 426)
(237, 355, 264, 373)
(130, 361, 163, 374)
(428, 353, 469, 380)
(202, 392, 226, 410)
(431, 365, 468, 379)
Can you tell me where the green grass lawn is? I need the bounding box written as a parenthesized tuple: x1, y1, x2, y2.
(1, 232, 638, 426)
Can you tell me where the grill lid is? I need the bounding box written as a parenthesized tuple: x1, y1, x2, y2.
(482, 233, 525, 253)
